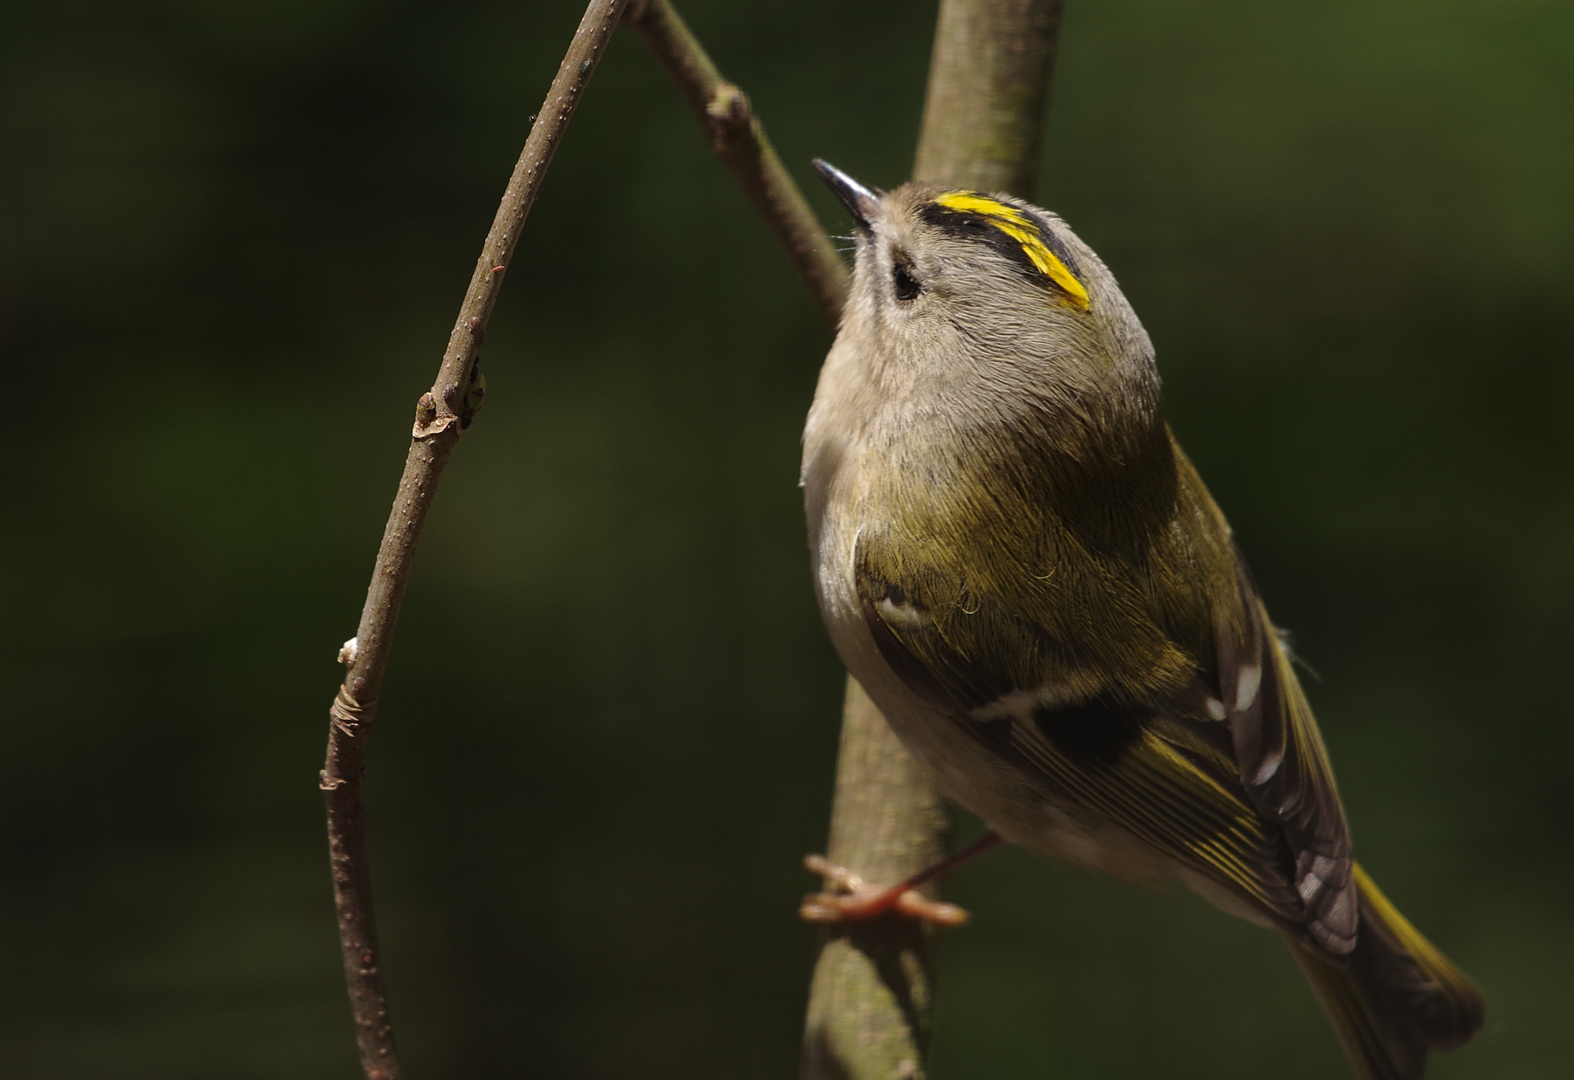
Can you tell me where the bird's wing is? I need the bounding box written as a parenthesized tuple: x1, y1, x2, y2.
(1217, 564, 1355, 952)
(854, 537, 1355, 953)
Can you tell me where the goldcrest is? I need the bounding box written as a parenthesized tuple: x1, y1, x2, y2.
(802, 159, 1483, 1080)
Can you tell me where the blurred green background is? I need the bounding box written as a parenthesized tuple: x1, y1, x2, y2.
(1, 0, 1569, 1076)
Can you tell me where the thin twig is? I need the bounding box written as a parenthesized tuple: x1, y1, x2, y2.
(626, 0, 849, 327)
(319, 1, 629, 1076)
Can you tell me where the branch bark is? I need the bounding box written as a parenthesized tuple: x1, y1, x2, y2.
(627, 0, 849, 327)
(800, 680, 949, 1080)
(914, 0, 1066, 196)
(630, 2, 1062, 1074)
(318, 2, 629, 1076)
(803, 3, 1066, 1079)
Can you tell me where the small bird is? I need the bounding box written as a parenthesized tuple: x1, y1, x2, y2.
(800, 159, 1484, 1080)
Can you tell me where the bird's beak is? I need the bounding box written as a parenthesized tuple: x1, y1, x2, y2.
(812, 159, 879, 232)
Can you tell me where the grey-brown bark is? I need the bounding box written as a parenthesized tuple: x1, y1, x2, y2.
(634, 3, 1067, 1075)
(319, 2, 629, 1075)
(628, 0, 850, 326)
(914, 0, 1066, 195)
(801, 3, 1066, 1078)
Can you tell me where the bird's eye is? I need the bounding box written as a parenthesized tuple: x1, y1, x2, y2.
(892, 261, 920, 301)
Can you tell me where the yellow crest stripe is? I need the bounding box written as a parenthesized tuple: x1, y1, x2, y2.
(934, 192, 1091, 311)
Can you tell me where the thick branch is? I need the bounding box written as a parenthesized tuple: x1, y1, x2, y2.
(802, 3, 1066, 1079)
(623, 5, 945, 1068)
(800, 680, 949, 1080)
(627, 0, 848, 327)
(318, 2, 629, 1077)
(630, 2, 1061, 1075)
(914, 0, 1066, 196)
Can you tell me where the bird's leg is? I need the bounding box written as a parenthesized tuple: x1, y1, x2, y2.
(799, 830, 1003, 927)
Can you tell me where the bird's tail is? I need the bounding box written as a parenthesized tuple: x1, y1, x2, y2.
(1286, 863, 1484, 1080)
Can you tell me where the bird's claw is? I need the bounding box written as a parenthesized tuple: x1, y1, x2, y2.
(798, 853, 971, 927)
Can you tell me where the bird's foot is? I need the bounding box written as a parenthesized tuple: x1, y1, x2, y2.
(798, 854, 971, 927)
